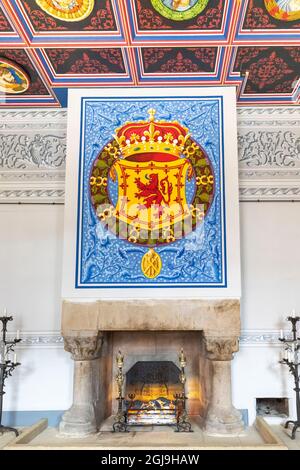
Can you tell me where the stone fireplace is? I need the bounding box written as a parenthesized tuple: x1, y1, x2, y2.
(59, 298, 244, 437)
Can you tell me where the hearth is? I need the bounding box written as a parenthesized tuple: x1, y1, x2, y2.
(126, 361, 180, 425)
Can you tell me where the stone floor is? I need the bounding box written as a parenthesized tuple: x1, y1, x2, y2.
(2, 416, 299, 450)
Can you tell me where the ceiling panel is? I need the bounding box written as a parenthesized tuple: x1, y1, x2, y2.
(0, 0, 299, 107)
(0, 3, 24, 45)
(33, 47, 133, 85)
(127, 0, 234, 44)
(4, 0, 125, 45)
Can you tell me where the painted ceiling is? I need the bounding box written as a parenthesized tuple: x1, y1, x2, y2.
(0, 0, 299, 107)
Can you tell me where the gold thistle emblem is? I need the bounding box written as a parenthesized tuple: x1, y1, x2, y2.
(36, 0, 94, 22)
(141, 249, 162, 279)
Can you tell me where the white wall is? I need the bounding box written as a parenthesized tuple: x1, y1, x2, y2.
(1, 202, 300, 424)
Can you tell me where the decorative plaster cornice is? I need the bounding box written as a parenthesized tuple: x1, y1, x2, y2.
(0, 107, 300, 203)
(237, 107, 300, 117)
(8, 330, 285, 349)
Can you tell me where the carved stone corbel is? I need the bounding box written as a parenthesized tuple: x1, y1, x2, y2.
(63, 332, 104, 361)
(204, 336, 239, 361)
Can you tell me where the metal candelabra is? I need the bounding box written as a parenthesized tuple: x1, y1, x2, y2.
(0, 314, 21, 437)
(279, 314, 300, 440)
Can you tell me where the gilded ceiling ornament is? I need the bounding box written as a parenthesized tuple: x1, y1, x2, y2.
(35, 0, 94, 22)
(150, 0, 209, 21)
(0, 59, 29, 94)
(264, 0, 300, 21)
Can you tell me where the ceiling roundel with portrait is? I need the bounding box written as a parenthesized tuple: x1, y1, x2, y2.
(150, 0, 210, 21)
(35, 0, 95, 22)
(0, 58, 30, 94)
(264, 0, 300, 22)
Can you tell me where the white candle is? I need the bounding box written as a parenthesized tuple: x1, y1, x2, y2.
(3, 308, 7, 317)
(13, 353, 17, 364)
(284, 349, 288, 360)
(292, 309, 296, 318)
(280, 329, 284, 339)
(16, 330, 20, 340)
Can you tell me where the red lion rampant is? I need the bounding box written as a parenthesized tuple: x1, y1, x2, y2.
(134, 174, 173, 211)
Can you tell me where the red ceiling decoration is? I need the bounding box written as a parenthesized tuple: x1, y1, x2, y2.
(0, 5, 13, 31)
(0, 0, 299, 107)
(45, 48, 126, 74)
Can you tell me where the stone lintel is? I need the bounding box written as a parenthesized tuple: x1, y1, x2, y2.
(61, 299, 240, 337)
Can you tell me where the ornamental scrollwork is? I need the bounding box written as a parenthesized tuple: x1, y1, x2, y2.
(238, 130, 300, 169)
(0, 133, 66, 169)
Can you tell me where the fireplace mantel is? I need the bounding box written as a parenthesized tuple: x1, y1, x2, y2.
(59, 297, 243, 437)
(62, 298, 240, 337)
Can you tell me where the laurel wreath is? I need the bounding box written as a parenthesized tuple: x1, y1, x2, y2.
(89, 137, 214, 246)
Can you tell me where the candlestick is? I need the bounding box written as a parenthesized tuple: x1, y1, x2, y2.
(291, 309, 296, 318)
(0, 314, 21, 436)
(279, 315, 300, 439)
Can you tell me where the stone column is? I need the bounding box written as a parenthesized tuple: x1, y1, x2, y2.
(59, 331, 103, 437)
(204, 335, 244, 435)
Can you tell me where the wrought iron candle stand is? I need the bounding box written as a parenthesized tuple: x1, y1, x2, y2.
(174, 348, 193, 433)
(0, 314, 21, 437)
(279, 315, 300, 440)
(112, 350, 128, 433)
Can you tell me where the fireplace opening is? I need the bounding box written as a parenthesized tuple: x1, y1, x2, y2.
(125, 361, 182, 425)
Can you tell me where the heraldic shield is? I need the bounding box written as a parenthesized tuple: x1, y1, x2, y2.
(90, 109, 215, 279)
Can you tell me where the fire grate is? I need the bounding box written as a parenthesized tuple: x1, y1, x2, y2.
(113, 350, 192, 432)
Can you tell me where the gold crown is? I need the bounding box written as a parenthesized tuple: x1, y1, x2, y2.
(113, 109, 190, 159)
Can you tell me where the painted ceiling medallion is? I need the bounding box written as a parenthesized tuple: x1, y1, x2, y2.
(0, 59, 29, 94)
(150, 0, 209, 21)
(35, 0, 94, 22)
(264, 0, 300, 21)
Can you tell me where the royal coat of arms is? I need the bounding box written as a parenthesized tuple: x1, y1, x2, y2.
(89, 109, 214, 279)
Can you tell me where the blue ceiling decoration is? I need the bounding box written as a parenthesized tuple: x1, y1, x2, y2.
(0, 0, 299, 107)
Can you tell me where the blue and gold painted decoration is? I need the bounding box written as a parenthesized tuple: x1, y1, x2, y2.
(0, 59, 29, 94)
(150, 0, 210, 21)
(78, 96, 225, 287)
(264, 0, 300, 21)
(35, 0, 94, 22)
